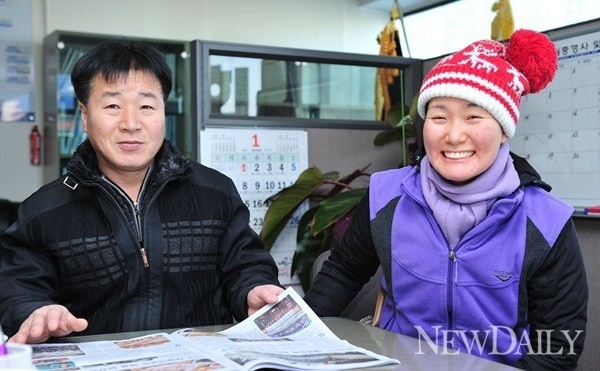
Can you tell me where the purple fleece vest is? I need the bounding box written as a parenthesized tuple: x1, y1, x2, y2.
(369, 166, 573, 365)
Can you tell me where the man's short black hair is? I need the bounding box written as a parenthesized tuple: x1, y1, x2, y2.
(71, 40, 173, 105)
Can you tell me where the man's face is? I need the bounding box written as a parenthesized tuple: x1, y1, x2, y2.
(80, 70, 165, 181)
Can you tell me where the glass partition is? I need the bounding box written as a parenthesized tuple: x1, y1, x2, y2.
(192, 40, 422, 130)
(209, 55, 391, 121)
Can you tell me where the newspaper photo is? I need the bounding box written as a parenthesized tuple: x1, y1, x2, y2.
(29, 287, 400, 370)
(173, 287, 400, 370)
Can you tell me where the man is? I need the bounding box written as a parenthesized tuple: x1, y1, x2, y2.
(0, 41, 283, 343)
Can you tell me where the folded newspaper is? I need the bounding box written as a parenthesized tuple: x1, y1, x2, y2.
(30, 287, 400, 370)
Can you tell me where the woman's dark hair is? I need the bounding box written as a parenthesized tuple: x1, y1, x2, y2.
(70, 40, 173, 105)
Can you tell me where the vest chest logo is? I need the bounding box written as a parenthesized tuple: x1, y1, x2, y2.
(493, 270, 513, 282)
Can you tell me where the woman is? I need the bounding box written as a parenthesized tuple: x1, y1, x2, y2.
(304, 29, 587, 370)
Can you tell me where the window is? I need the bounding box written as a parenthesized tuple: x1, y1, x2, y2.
(400, 0, 600, 59)
(192, 40, 421, 129)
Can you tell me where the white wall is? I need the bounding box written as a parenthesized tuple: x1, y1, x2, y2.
(44, 0, 387, 53)
(0, 0, 389, 202)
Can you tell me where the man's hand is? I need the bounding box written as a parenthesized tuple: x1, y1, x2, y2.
(247, 284, 285, 316)
(8, 304, 88, 344)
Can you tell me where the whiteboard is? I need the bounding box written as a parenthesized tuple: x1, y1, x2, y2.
(510, 20, 600, 208)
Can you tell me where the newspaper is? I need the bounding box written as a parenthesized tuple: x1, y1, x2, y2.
(30, 287, 400, 370)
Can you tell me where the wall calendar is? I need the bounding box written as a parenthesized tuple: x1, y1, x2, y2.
(200, 128, 309, 291)
(511, 28, 600, 208)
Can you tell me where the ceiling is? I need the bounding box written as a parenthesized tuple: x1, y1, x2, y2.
(358, 0, 452, 15)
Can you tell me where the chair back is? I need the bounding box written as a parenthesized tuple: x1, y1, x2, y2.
(310, 250, 383, 321)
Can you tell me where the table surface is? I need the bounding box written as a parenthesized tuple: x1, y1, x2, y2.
(56, 317, 521, 370)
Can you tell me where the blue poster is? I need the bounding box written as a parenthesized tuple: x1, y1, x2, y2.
(0, 0, 35, 123)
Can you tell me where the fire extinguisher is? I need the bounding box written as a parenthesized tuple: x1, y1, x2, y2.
(29, 125, 41, 165)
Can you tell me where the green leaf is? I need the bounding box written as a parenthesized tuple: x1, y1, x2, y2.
(408, 91, 419, 122)
(312, 188, 366, 235)
(259, 167, 326, 250)
(322, 171, 340, 181)
(373, 92, 420, 149)
(391, 114, 413, 129)
(373, 130, 403, 146)
(385, 103, 408, 127)
(291, 207, 326, 291)
(324, 166, 370, 198)
(389, 113, 415, 135)
(295, 205, 317, 244)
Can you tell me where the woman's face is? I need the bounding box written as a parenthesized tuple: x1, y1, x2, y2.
(423, 97, 508, 184)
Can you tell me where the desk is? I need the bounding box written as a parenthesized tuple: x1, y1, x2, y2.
(55, 317, 520, 370)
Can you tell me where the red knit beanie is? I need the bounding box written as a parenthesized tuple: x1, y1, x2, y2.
(417, 29, 558, 138)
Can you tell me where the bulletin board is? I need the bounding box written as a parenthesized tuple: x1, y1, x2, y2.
(0, 0, 35, 123)
(510, 19, 600, 209)
(199, 128, 309, 291)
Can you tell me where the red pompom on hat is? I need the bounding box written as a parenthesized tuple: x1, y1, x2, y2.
(417, 29, 558, 138)
(506, 29, 558, 93)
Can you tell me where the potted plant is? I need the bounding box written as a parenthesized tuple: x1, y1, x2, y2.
(259, 98, 419, 292)
(259, 166, 370, 291)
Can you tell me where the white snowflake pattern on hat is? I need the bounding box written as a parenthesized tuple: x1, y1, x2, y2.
(417, 29, 558, 138)
(506, 65, 525, 95)
(458, 42, 501, 73)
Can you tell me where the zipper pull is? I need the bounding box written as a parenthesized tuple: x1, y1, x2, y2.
(140, 247, 149, 268)
(449, 250, 457, 262)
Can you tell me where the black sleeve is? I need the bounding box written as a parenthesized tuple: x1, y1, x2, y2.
(0, 210, 57, 336)
(518, 219, 588, 371)
(303, 190, 380, 316)
(218, 177, 281, 322)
